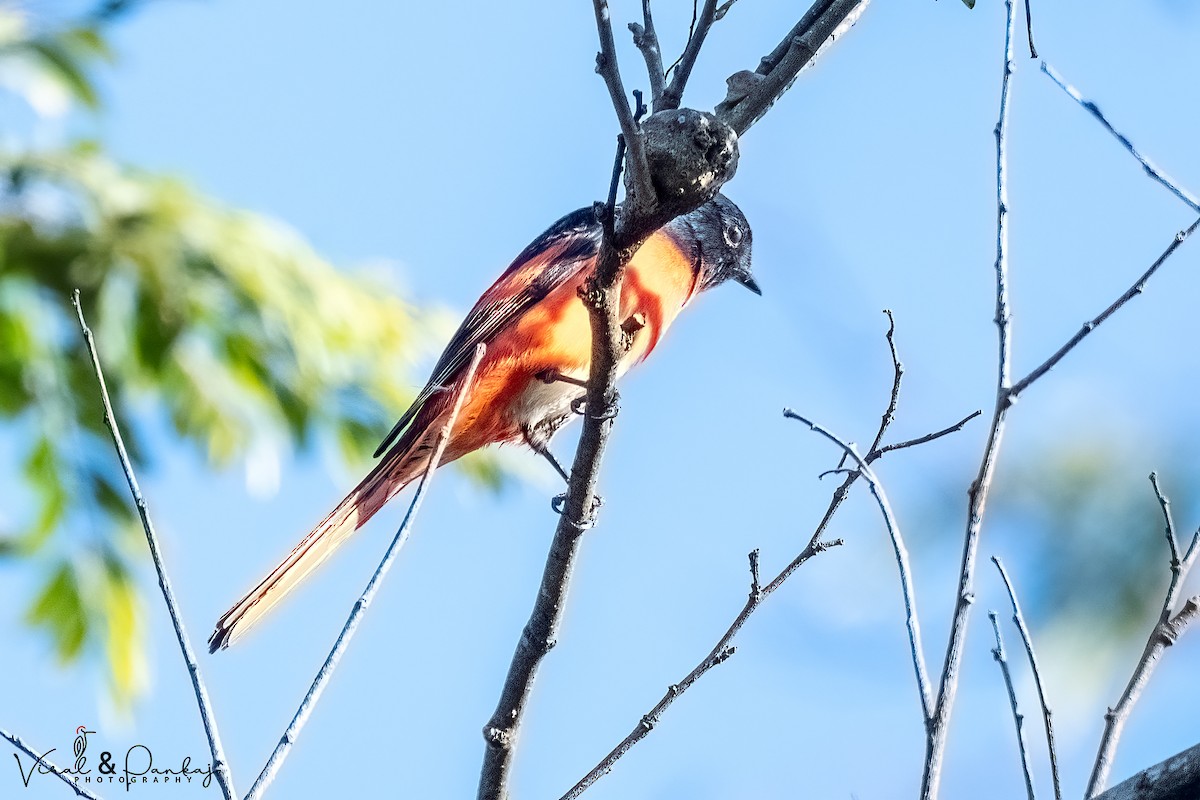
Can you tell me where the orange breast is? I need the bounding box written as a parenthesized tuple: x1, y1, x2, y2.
(443, 229, 699, 457)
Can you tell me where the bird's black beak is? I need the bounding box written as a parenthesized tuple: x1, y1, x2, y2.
(735, 273, 762, 295)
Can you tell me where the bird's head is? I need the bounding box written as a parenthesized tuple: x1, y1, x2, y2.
(680, 193, 758, 296)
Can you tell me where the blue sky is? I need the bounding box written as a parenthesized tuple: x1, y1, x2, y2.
(4, 0, 1200, 798)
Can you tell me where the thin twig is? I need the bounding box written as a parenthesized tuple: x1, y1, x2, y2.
(627, 0, 665, 108)
(837, 309, 902, 471)
(870, 411, 983, 460)
(872, 309, 904, 453)
(1086, 479, 1200, 797)
(714, 0, 869, 136)
(592, 0, 655, 212)
(558, 537, 840, 800)
(784, 410, 933, 723)
(989, 611, 1037, 800)
(1023, 0, 1037, 59)
(0, 727, 104, 800)
(1149, 472, 1181, 568)
(247, 344, 486, 800)
(922, 3, 1015, 797)
(662, 0, 699, 81)
(71, 290, 236, 800)
(994, 556, 1061, 800)
(1009, 218, 1200, 400)
(1042, 62, 1200, 216)
(660, 0, 718, 110)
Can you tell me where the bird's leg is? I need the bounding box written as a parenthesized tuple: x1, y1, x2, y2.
(522, 425, 607, 515)
(535, 368, 588, 389)
(522, 427, 570, 484)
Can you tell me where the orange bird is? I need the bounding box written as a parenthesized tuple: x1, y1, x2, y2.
(208, 194, 756, 651)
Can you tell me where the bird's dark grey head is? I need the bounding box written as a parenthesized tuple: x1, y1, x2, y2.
(674, 193, 758, 296)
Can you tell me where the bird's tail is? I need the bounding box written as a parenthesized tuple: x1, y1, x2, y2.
(208, 431, 438, 652)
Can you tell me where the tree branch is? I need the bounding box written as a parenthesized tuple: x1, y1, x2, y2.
(627, 1, 665, 109)
(714, 0, 869, 136)
(1086, 477, 1200, 797)
(1042, 63, 1200, 216)
(1, 727, 104, 800)
(476, 129, 642, 800)
(557, 538, 840, 800)
(993, 557, 1061, 800)
(1150, 472, 1181, 568)
(871, 410, 983, 460)
(1093, 740, 1200, 800)
(247, 345, 485, 800)
(988, 611, 1037, 800)
(72, 290, 236, 800)
(784, 410, 934, 723)
(1008, 217, 1200, 400)
(592, 0, 655, 213)
(922, 2, 1016, 795)
(659, 0, 718, 110)
(1022, 0, 1038, 59)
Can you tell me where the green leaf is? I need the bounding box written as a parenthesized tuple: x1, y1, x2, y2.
(25, 562, 88, 662)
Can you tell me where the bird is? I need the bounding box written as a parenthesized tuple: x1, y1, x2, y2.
(208, 193, 757, 652)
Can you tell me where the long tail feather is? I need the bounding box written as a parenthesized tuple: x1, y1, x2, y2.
(208, 434, 437, 652)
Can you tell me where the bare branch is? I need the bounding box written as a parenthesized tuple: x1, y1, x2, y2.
(870, 411, 984, 461)
(592, 0, 655, 211)
(1009, 218, 1200, 399)
(557, 536, 841, 800)
(715, 0, 869, 136)
(627, 1, 665, 108)
(1087, 480, 1200, 797)
(1042, 63, 1200, 215)
(870, 308, 904, 455)
(1150, 472, 1181, 567)
(1023, 0, 1038, 59)
(748, 548, 762, 599)
(1, 727, 104, 800)
(72, 291, 236, 800)
(994, 556, 1061, 800)
(836, 309, 902, 472)
(989, 611, 1037, 800)
(923, 3, 1016, 796)
(1093, 739, 1200, 800)
(784, 410, 934, 723)
(660, 0, 718, 110)
(248, 345, 486, 800)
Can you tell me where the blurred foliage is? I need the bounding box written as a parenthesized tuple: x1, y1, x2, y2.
(917, 438, 1197, 646)
(0, 5, 504, 706)
(994, 444, 1193, 635)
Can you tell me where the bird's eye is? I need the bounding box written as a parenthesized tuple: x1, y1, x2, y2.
(724, 224, 743, 248)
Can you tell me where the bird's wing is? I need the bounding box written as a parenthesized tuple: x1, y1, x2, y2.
(372, 207, 600, 458)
